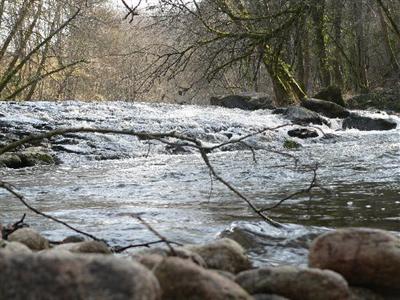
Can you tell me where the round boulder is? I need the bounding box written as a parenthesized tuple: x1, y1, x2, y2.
(53, 241, 112, 254)
(185, 238, 252, 274)
(0, 251, 161, 300)
(153, 257, 252, 300)
(8, 228, 49, 251)
(309, 228, 400, 291)
(235, 266, 351, 300)
(0, 240, 32, 254)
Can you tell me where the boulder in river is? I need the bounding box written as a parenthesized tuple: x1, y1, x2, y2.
(184, 238, 253, 274)
(273, 106, 329, 126)
(0, 251, 161, 300)
(314, 86, 346, 107)
(235, 266, 351, 300)
(0, 147, 55, 168)
(288, 128, 319, 139)
(301, 98, 350, 118)
(210, 93, 275, 110)
(153, 257, 252, 300)
(309, 228, 400, 292)
(8, 228, 50, 251)
(342, 114, 397, 131)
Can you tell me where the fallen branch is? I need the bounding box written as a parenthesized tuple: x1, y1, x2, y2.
(0, 181, 105, 243)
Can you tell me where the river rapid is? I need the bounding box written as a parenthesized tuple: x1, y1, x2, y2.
(0, 101, 399, 266)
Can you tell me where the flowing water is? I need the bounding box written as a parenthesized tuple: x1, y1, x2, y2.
(0, 101, 399, 266)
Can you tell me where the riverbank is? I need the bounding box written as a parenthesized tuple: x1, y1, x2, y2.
(1, 226, 399, 299)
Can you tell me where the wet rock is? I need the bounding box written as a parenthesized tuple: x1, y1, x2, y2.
(53, 241, 111, 254)
(62, 235, 86, 243)
(8, 228, 50, 251)
(185, 238, 252, 274)
(342, 114, 397, 131)
(0, 251, 161, 300)
(210, 93, 275, 110)
(18, 147, 55, 166)
(273, 106, 329, 126)
(210, 269, 236, 281)
(309, 228, 400, 291)
(314, 86, 346, 107)
(283, 139, 302, 149)
(301, 98, 350, 118)
(0, 240, 32, 254)
(0, 153, 23, 168)
(288, 128, 319, 139)
(132, 247, 206, 268)
(235, 266, 351, 300)
(0, 147, 55, 168)
(153, 257, 252, 300)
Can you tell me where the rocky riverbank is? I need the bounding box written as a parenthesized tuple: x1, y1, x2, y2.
(1, 226, 399, 299)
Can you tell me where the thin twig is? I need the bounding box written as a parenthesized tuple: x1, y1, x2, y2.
(0, 181, 104, 242)
(133, 214, 177, 256)
(114, 239, 183, 253)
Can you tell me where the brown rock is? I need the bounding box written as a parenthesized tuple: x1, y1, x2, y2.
(8, 228, 49, 250)
(53, 241, 111, 254)
(309, 228, 400, 291)
(185, 238, 252, 274)
(153, 257, 252, 300)
(0, 251, 161, 300)
(235, 266, 351, 300)
(132, 247, 206, 268)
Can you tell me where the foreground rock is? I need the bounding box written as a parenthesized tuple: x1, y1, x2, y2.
(314, 86, 346, 107)
(0, 240, 32, 254)
(154, 257, 251, 300)
(210, 93, 275, 110)
(53, 241, 111, 254)
(301, 98, 350, 118)
(236, 266, 351, 300)
(309, 228, 400, 291)
(342, 114, 397, 131)
(0, 251, 161, 300)
(131, 247, 206, 270)
(185, 238, 252, 274)
(8, 228, 49, 251)
(273, 106, 329, 126)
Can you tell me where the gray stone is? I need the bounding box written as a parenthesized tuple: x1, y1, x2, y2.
(236, 266, 351, 300)
(8, 228, 49, 251)
(153, 257, 252, 300)
(210, 93, 275, 110)
(302, 98, 350, 118)
(309, 228, 400, 291)
(0, 251, 161, 300)
(343, 114, 397, 131)
(185, 238, 252, 274)
(274, 106, 329, 126)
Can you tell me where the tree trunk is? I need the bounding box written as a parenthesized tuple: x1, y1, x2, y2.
(311, 0, 331, 88)
(263, 47, 306, 105)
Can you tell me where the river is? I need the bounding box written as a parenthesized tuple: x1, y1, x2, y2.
(0, 101, 399, 266)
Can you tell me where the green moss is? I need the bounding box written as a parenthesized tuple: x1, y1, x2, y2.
(283, 139, 301, 150)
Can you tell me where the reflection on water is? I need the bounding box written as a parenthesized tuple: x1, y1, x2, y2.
(0, 101, 399, 265)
